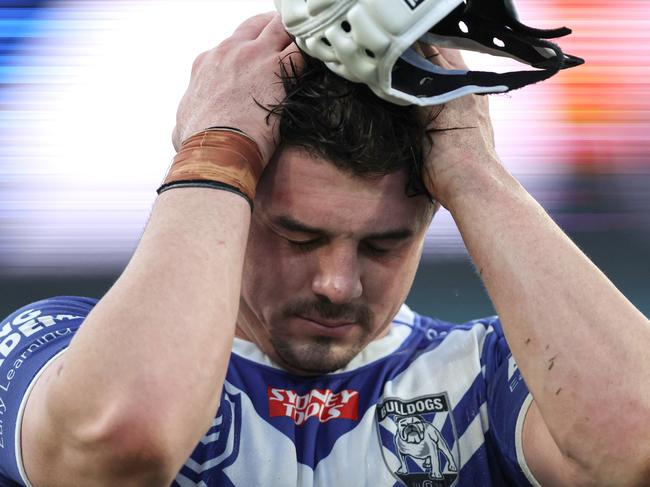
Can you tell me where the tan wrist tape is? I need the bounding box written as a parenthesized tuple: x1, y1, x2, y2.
(159, 128, 264, 203)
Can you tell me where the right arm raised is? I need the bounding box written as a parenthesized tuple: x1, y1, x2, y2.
(23, 188, 250, 486)
(20, 13, 299, 486)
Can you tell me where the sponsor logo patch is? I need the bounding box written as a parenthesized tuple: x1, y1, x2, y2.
(376, 393, 459, 487)
(268, 387, 359, 425)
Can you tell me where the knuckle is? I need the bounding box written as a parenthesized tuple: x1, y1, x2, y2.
(191, 51, 209, 73)
(239, 42, 258, 55)
(246, 11, 275, 24)
(253, 11, 275, 20)
(218, 37, 235, 49)
(215, 37, 241, 58)
(234, 12, 273, 34)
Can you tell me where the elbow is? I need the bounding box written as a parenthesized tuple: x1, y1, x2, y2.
(94, 414, 183, 485)
(42, 368, 218, 485)
(569, 461, 650, 487)
(599, 453, 650, 487)
(559, 452, 650, 487)
(558, 412, 650, 487)
(55, 404, 186, 486)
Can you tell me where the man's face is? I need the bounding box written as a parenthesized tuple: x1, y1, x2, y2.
(238, 146, 433, 375)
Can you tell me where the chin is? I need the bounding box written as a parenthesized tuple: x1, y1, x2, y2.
(270, 335, 362, 375)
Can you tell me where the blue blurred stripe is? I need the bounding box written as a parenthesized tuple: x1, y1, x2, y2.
(0, 3, 51, 84)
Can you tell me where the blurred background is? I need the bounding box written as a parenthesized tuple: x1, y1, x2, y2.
(1, 0, 648, 323)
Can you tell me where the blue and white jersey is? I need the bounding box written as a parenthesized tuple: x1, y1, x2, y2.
(0, 296, 539, 486)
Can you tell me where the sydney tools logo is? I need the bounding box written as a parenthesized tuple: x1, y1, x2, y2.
(268, 387, 359, 425)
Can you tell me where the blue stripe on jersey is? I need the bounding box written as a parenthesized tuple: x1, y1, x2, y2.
(0, 477, 21, 487)
(460, 443, 503, 485)
(448, 373, 487, 439)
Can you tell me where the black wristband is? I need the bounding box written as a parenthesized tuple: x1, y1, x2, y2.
(206, 126, 246, 134)
(156, 179, 253, 210)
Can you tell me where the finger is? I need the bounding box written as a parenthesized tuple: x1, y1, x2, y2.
(280, 43, 302, 61)
(258, 13, 293, 50)
(418, 42, 469, 71)
(231, 12, 276, 41)
(279, 43, 305, 74)
(417, 42, 449, 68)
(416, 42, 439, 59)
(437, 46, 469, 70)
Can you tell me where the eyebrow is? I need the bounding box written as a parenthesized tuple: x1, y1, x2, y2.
(271, 215, 414, 241)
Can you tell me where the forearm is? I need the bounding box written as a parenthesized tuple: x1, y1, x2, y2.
(45, 188, 250, 477)
(448, 159, 650, 476)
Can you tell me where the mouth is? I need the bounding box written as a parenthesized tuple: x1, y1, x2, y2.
(294, 315, 357, 338)
(299, 315, 355, 327)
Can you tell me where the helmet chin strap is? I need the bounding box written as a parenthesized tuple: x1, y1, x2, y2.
(464, 0, 572, 42)
(392, 1, 584, 102)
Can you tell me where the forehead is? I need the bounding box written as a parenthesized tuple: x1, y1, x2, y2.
(255, 147, 430, 234)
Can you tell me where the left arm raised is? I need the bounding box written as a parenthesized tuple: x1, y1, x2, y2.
(423, 47, 650, 486)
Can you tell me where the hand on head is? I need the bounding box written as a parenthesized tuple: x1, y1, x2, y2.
(172, 12, 303, 164)
(417, 43, 499, 208)
(171, 15, 499, 211)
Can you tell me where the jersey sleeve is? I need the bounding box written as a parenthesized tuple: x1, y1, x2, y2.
(479, 316, 538, 486)
(0, 296, 97, 485)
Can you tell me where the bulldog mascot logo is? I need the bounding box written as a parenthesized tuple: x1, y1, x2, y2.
(377, 394, 459, 487)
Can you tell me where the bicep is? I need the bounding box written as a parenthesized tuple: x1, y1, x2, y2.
(522, 400, 587, 486)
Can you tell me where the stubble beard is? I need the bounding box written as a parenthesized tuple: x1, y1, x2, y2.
(270, 333, 366, 375)
(270, 297, 374, 375)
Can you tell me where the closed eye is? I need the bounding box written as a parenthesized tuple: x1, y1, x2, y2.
(288, 238, 323, 252)
(361, 241, 390, 256)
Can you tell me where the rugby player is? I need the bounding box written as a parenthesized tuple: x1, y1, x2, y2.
(0, 12, 648, 487)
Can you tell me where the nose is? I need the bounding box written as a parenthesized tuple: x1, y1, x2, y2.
(311, 243, 362, 304)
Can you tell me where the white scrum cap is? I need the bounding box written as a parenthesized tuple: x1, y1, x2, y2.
(275, 0, 583, 106)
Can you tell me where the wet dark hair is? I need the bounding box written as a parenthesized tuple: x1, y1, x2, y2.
(264, 53, 432, 198)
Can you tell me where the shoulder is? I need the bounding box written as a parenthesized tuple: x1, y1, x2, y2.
(0, 296, 97, 359)
(373, 307, 506, 389)
(406, 306, 503, 352)
(0, 294, 98, 383)
(0, 296, 97, 484)
(2, 296, 98, 324)
(401, 310, 515, 381)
